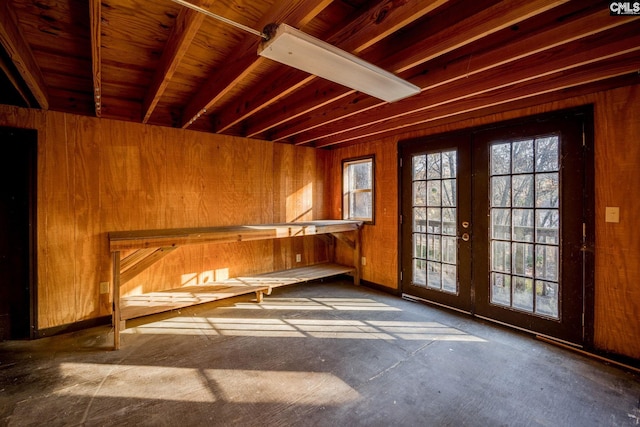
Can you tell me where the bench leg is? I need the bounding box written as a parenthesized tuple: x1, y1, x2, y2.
(256, 290, 264, 303)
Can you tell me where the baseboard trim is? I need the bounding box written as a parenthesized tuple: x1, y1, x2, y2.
(35, 315, 111, 339)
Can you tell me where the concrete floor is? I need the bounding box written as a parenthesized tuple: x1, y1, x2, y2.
(1, 279, 639, 426)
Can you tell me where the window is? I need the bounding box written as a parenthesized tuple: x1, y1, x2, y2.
(342, 156, 374, 223)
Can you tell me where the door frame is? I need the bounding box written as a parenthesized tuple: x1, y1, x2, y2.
(398, 106, 594, 347)
(0, 126, 38, 339)
(398, 131, 473, 313)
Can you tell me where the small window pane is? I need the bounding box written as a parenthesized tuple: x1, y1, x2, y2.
(512, 243, 534, 277)
(414, 233, 426, 259)
(442, 236, 457, 264)
(352, 192, 371, 218)
(413, 207, 426, 233)
(427, 208, 441, 233)
(492, 208, 511, 240)
(491, 143, 511, 175)
(512, 209, 534, 242)
(413, 155, 426, 180)
(512, 175, 534, 207)
(535, 245, 558, 281)
(536, 209, 559, 244)
(427, 180, 441, 206)
(492, 241, 511, 273)
(536, 281, 559, 318)
(442, 264, 457, 293)
(427, 262, 442, 289)
(512, 139, 534, 173)
(491, 176, 511, 207)
(535, 137, 559, 172)
(442, 208, 456, 236)
(536, 173, 559, 208)
(413, 181, 426, 206)
(427, 153, 441, 179)
(513, 277, 534, 312)
(491, 273, 511, 306)
(442, 179, 456, 207)
(427, 235, 441, 261)
(343, 158, 374, 222)
(441, 151, 457, 178)
(413, 259, 426, 286)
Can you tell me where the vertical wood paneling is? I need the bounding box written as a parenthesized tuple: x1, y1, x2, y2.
(40, 112, 76, 328)
(593, 85, 640, 359)
(327, 140, 399, 289)
(0, 105, 324, 330)
(272, 144, 328, 271)
(69, 115, 104, 319)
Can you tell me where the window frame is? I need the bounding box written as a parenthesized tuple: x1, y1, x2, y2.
(342, 155, 375, 224)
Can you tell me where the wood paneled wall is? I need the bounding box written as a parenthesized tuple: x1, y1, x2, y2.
(326, 84, 640, 360)
(0, 105, 325, 329)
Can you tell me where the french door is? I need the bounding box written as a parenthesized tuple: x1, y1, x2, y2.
(400, 109, 593, 345)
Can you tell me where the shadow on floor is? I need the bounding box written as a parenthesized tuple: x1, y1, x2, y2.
(1, 279, 639, 426)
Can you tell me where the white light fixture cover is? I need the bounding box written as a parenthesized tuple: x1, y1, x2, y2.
(258, 24, 420, 103)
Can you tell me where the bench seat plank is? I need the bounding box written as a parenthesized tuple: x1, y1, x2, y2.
(119, 262, 355, 321)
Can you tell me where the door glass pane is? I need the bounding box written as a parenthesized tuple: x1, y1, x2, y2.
(491, 143, 511, 175)
(512, 139, 534, 173)
(512, 175, 534, 207)
(491, 176, 511, 207)
(442, 208, 456, 235)
(489, 136, 560, 319)
(411, 150, 457, 294)
(536, 173, 559, 208)
(491, 273, 511, 306)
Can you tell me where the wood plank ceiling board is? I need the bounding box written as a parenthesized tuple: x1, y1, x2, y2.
(1, 0, 638, 150)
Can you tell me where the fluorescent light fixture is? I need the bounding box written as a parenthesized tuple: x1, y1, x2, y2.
(258, 24, 420, 103)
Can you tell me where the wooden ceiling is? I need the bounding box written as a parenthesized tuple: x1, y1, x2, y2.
(1, 0, 638, 149)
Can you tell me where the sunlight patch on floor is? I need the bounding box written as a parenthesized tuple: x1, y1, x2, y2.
(56, 363, 359, 406)
(123, 307, 486, 342)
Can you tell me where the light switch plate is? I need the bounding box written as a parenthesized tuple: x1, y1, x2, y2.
(100, 281, 109, 294)
(605, 207, 620, 223)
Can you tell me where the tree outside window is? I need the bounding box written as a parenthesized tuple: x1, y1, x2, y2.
(342, 156, 374, 223)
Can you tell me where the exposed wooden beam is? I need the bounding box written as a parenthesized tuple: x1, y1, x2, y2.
(383, 0, 568, 75)
(211, 0, 449, 134)
(90, 0, 102, 117)
(180, 0, 333, 128)
(314, 51, 640, 147)
(0, 53, 32, 107)
(322, 73, 640, 149)
(222, 0, 566, 138)
(291, 17, 640, 145)
(142, 0, 213, 124)
(256, 7, 637, 141)
(0, 1, 49, 109)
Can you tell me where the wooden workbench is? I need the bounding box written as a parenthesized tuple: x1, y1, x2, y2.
(109, 220, 362, 349)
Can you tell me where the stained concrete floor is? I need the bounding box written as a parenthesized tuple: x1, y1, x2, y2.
(1, 279, 639, 427)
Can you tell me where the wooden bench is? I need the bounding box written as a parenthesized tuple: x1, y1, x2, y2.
(109, 220, 363, 349)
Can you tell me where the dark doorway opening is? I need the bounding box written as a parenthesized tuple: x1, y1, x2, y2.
(0, 127, 37, 340)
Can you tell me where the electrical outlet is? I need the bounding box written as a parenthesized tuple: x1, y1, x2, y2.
(296, 253, 302, 263)
(99, 281, 109, 294)
(605, 206, 620, 223)
(361, 256, 366, 266)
